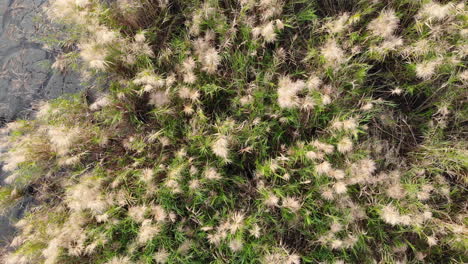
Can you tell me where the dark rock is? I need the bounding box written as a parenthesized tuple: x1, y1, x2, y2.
(0, 0, 83, 122)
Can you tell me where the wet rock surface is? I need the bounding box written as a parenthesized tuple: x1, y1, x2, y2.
(0, 0, 83, 248)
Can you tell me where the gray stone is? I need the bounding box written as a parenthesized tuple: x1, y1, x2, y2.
(0, 0, 82, 123)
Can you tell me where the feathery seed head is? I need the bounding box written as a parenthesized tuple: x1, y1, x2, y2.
(368, 9, 399, 38)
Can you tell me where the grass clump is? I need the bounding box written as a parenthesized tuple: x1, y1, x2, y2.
(1, 0, 467, 263)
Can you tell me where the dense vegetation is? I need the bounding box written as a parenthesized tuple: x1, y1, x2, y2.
(1, 0, 467, 263)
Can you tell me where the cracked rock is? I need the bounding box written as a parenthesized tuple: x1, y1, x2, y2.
(0, 0, 82, 124)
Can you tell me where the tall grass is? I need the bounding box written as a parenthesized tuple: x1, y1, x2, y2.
(1, 0, 467, 263)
